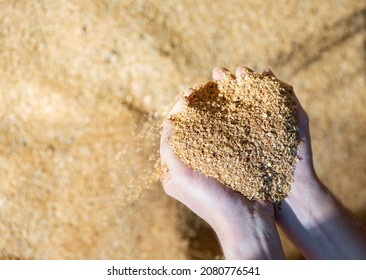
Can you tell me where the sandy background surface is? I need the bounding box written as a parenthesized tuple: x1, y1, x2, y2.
(0, 0, 365, 259)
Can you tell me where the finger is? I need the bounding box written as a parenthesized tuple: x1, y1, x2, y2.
(160, 120, 192, 174)
(160, 165, 188, 204)
(160, 120, 217, 209)
(183, 87, 195, 102)
(169, 88, 196, 117)
(160, 120, 172, 154)
(292, 93, 313, 165)
(263, 68, 293, 92)
(161, 171, 176, 197)
(168, 99, 185, 118)
(212, 67, 235, 81)
(235, 66, 254, 78)
(291, 92, 310, 142)
(293, 94, 307, 121)
(262, 68, 276, 78)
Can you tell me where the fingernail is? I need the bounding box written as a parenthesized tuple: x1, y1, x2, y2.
(263, 68, 275, 77)
(236, 66, 254, 78)
(212, 67, 233, 81)
(168, 100, 184, 118)
(183, 88, 195, 102)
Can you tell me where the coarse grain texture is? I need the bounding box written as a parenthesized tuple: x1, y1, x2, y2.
(0, 0, 365, 259)
(171, 70, 300, 203)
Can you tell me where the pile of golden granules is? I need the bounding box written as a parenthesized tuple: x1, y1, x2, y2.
(170, 69, 301, 203)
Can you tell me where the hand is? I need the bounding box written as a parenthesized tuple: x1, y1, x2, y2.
(160, 67, 285, 259)
(160, 66, 366, 259)
(260, 69, 366, 259)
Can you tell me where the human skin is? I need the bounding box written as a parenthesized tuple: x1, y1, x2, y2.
(273, 73, 366, 259)
(160, 67, 366, 259)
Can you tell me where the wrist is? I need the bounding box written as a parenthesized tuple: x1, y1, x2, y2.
(277, 169, 366, 259)
(212, 199, 284, 259)
(281, 174, 328, 231)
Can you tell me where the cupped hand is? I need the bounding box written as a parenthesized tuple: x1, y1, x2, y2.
(160, 67, 285, 259)
(160, 66, 366, 259)
(265, 69, 366, 260)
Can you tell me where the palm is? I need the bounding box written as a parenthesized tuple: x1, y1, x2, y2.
(160, 66, 366, 259)
(160, 66, 276, 231)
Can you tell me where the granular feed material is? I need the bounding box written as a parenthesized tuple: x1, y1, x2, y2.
(170, 68, 301, 203)
(1, 0, 365, 260)
(171, 69, 300, 203)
